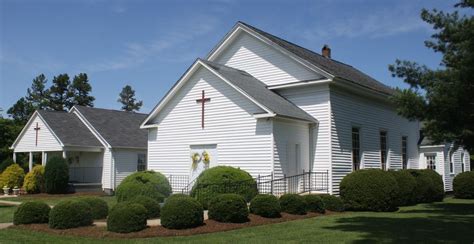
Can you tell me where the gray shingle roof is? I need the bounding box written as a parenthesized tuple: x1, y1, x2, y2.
(74, 106, 148, 148)
(238, 22, 395, 95)
(38, 110, 102, 147)
(201, 59, 317, 122)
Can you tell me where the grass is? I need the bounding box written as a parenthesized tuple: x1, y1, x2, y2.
(0, 197, 473, 243)
(0, 194, 116, 223)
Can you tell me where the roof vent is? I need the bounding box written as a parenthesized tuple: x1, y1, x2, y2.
(322, 44, 331, 58)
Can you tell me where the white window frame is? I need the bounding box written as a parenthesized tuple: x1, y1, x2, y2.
(426, 154, 436, 170)
(137, 153, 147, 172)
(352, 127, 361, 171)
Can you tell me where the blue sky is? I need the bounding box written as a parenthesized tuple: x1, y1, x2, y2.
(0, 0, 456, 115)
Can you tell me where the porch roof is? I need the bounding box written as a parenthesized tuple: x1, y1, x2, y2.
(38, 110, 103, 148)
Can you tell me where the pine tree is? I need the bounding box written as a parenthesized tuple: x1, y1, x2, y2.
(69, 73, 95, 108)
(389, 1, 474, 151)
(26, 74, 49, 109)
(7, 98, 35, 123)
(117, 85, 143, 112)
(48, 74, 72, 111)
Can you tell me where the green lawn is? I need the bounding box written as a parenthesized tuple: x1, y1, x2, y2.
(0, 194, 116, 223)
(0, 197, 473, 243)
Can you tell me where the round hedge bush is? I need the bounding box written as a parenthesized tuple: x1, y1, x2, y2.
(44, 156, 69, 194)
(407, 169, 444, 203)
(320, 194, 344, 212)
(279, 194, 307, 215)
(116, 170, 171, 203)
(340, 169, 399, 212)
(249, 194, 281, 218)
(0, 163, 25, 189)
(13, 201, 50, 225)
(78, 197, 108, 220)
(303, 194, 325, 213)
(388, 170, 416, 206)
(23, 165, 45, 194)
(453, 171, 474, 199)
(107, 202, 147, 233)
(190, 166, 258, 209)
(161, 195, 203, 229)
(127, 195, 160, 219)
(208, 194, 249, 223)
(48, 200, 93, 229)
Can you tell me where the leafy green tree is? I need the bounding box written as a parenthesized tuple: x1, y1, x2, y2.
(7, 98, 34, 123)
(48, 74, 72, 111)
(69, 73, 95, 108)
(389, 1, 474, 152)
(0, 118, 24, 164)
(118, 85, 143, 112)
(26, 74, 49, 109)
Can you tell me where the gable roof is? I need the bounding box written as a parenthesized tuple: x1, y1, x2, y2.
(38, 110, 102, 147)
(200, 59, 317, 122)
(211, 21, 395, 95)
(73, 106, 148, 148)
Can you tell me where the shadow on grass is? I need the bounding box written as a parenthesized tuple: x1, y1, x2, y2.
(325, 201, 474, 243)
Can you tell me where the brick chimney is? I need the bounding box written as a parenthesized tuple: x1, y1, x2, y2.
(322, 44, 331, 58)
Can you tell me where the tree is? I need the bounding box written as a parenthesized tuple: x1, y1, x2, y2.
(26, 74, 49, 109)
(69, 73, 95, 108)
(7, 98, 34, 123)
(118, 85, 143, 112)
(0, 118, 24, 164)
(389, 1, 474, 152)
(48, 74, 72, 111)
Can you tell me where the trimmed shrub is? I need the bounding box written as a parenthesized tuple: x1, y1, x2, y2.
(107, 202, 147, 233)
(340, 169, 399, 212)
(0, 163, 25, 189)
(127, 195, 160, 219)
(453, 171, 474, 199)
(48, 200, 93, 229)
(78, 197, 108, 220)
(44, 156, 69, 194)
(116, 170, 171, 203)
(388, 170, 416, 206)
(161, 195, 203, 229)
(0, 158, 14, 173)
(190, 166, 258, 209)
(23, 165, 45, 194)
(208, 194, 249, 223)
(407, 169, 444, 203)
(13, 201, 50, 225)
(279, 194, 307, 215)
(320, 194, 344, 212)
(249, 194, 281, 218)
(303, 194, 325, 213)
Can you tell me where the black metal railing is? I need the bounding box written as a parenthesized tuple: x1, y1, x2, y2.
(167, 170, 329, 196)
(69, 167, 103, 183)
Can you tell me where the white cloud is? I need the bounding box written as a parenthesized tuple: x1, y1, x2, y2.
(300, 6, 431, 41)
(84, 17, 219, 72)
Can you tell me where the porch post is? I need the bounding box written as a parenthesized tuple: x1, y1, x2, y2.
(12, 152, 16, 163)
(43, 152, 48, 166)
(62, 150, 66, 159)
(42, 151, 45, 165)
(28, 152, 33, 171)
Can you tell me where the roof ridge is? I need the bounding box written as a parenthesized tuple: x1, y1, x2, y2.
(73, 105, 148, 115)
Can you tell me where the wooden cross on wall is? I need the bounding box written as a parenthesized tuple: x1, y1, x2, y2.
(34, 122, 41, 146)
(196, 90, 211, 129)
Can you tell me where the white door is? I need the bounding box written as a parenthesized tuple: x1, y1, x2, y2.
(189, 144, 218, 182)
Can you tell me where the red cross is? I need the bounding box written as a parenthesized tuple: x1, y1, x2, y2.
(196, 90, 211, 129)
(34, 122, 41, 146)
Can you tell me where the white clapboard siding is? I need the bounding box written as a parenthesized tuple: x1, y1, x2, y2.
(273, 119, 310, 179)
(113, 149, 146, 188)
(214, 31, 324, 86)
(14, 114, 63, 152)
(102, 148, 112, 189)
(147, 67, 273, 178)
(330, 86, 419, 194)
(276, 84, 332, 185)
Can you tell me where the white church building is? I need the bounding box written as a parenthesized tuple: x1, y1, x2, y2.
(141, 22, 470, 194)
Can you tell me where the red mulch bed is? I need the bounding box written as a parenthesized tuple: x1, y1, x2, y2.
(12, 212, 338, 239)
